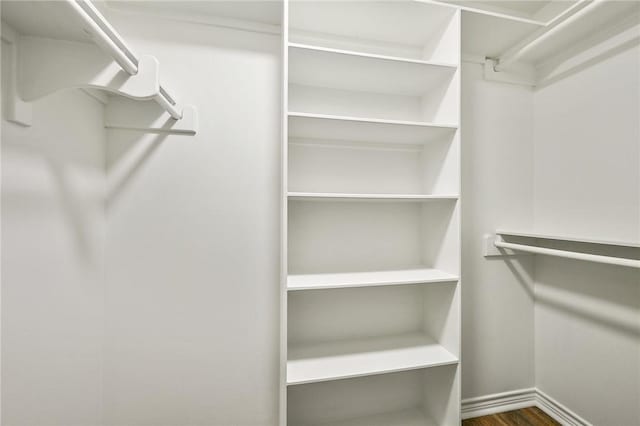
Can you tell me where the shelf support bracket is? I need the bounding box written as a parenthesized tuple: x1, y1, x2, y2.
(483, 59, 536, 87)
(11, 34, 197, 134)
(1, 26, 32, 127)
(483, 234, 526, 257)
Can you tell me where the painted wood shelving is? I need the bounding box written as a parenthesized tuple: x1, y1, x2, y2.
(287, 333, 458, 385)
(288, 268, 459, 291)
(281, 1, 461, 425)
(288, 192, 459, 202)
(288, 112, 458, 145)
(496, 229, 640, 249)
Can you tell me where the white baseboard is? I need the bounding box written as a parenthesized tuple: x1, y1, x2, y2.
(462, 388, 592, 426)
(535, 389, 591, 426)
(461, 388, 537, 419)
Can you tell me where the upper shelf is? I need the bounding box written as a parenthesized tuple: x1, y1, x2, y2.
(1, 0, 195, 133)
(431, 0, 639, 69)
(289, 43, 457, 97)
(436, 0, 572, 23)
(289, 0, 459, 64)
(1, 0, 93, 42)
(497, 230, 640, 249)
(517, 0, 640, 65)
(459, 9, 543, 58)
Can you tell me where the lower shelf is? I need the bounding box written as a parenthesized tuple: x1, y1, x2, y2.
(288, 192, 459, 201)
(308, 407, 435, 426)
(288, 268, 459, 291)
(287, 333, 458, 385)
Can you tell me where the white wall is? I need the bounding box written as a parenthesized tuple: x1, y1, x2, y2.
(103, 12, 281, 426)
(461, 62, 535, 399)
(533, 44, 640, 425)
(2, 47, 106, 425)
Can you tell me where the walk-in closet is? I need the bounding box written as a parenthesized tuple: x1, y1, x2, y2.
(1, 1, 638, 425)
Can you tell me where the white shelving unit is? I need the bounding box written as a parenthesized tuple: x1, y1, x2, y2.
(281, 1, 461, 425)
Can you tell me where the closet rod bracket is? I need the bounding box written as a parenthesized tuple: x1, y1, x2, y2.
(12, 33, 197, 134)
(1, 25, 32, 126)
(483, 234, 523, 257)
(18, 35, 162, 102)
(105, 98, 198, 135)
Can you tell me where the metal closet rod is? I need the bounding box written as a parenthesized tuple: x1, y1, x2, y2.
(495, 0, 604, 71)
(494, 237, 640, 269)
(68, 0, 182, 119)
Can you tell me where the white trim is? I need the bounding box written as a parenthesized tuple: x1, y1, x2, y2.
(462, 388, 593, 426)
(461, 388, 536, 419)
(536, 389, 592, 426)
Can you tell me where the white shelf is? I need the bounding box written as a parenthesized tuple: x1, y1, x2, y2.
(288, 192, 458, 202)
(290, 42, 457, 68)
(289, 43, 456, 97)
(308, 408, 435, 426)
(289, 113, 458, 130)
(287, 333, 458, 385)
(288, 268, 458, 291)
(288, 112, 457, 145)
(497, 229, 640, 249)
(516, 1, 640, 64)
(460, 9, 542, 58)
(288, 1, 458, 64)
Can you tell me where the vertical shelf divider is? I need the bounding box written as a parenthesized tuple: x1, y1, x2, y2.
(279, 1, 289, 425)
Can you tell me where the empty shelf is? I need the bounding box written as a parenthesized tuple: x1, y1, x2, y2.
(289, 43, 456, 96)
(288, 268, 458, 291)
(497, 229, 640, 249)
(288, 192, 458, 202)
(309, 408, 435, 426)
(288, 112, 457, 145)
(287, 333, 458, 385)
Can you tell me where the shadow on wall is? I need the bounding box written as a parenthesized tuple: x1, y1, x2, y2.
(501, 256, 535, 299)
(106, 130, 168, 211)
(1, 89, 105, 265)
(534, 256, 639, 338)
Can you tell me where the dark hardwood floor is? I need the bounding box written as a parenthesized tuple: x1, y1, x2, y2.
(462, 407, 560, 426)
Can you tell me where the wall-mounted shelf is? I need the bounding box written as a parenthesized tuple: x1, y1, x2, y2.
(289, 43, 457, 97)
(436, 0, 640, 89)
(288, 268, 458, 291)
(1, 0, 197, 134)
(288, 112, 458, 145)
(459, 9, 544, 58)
(290, 42, 457, 68)
(287, 333, 458, 385)
(484, 230, 640, 269)
(288, 192, 459, 202)
(496, 229, 640, 249)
